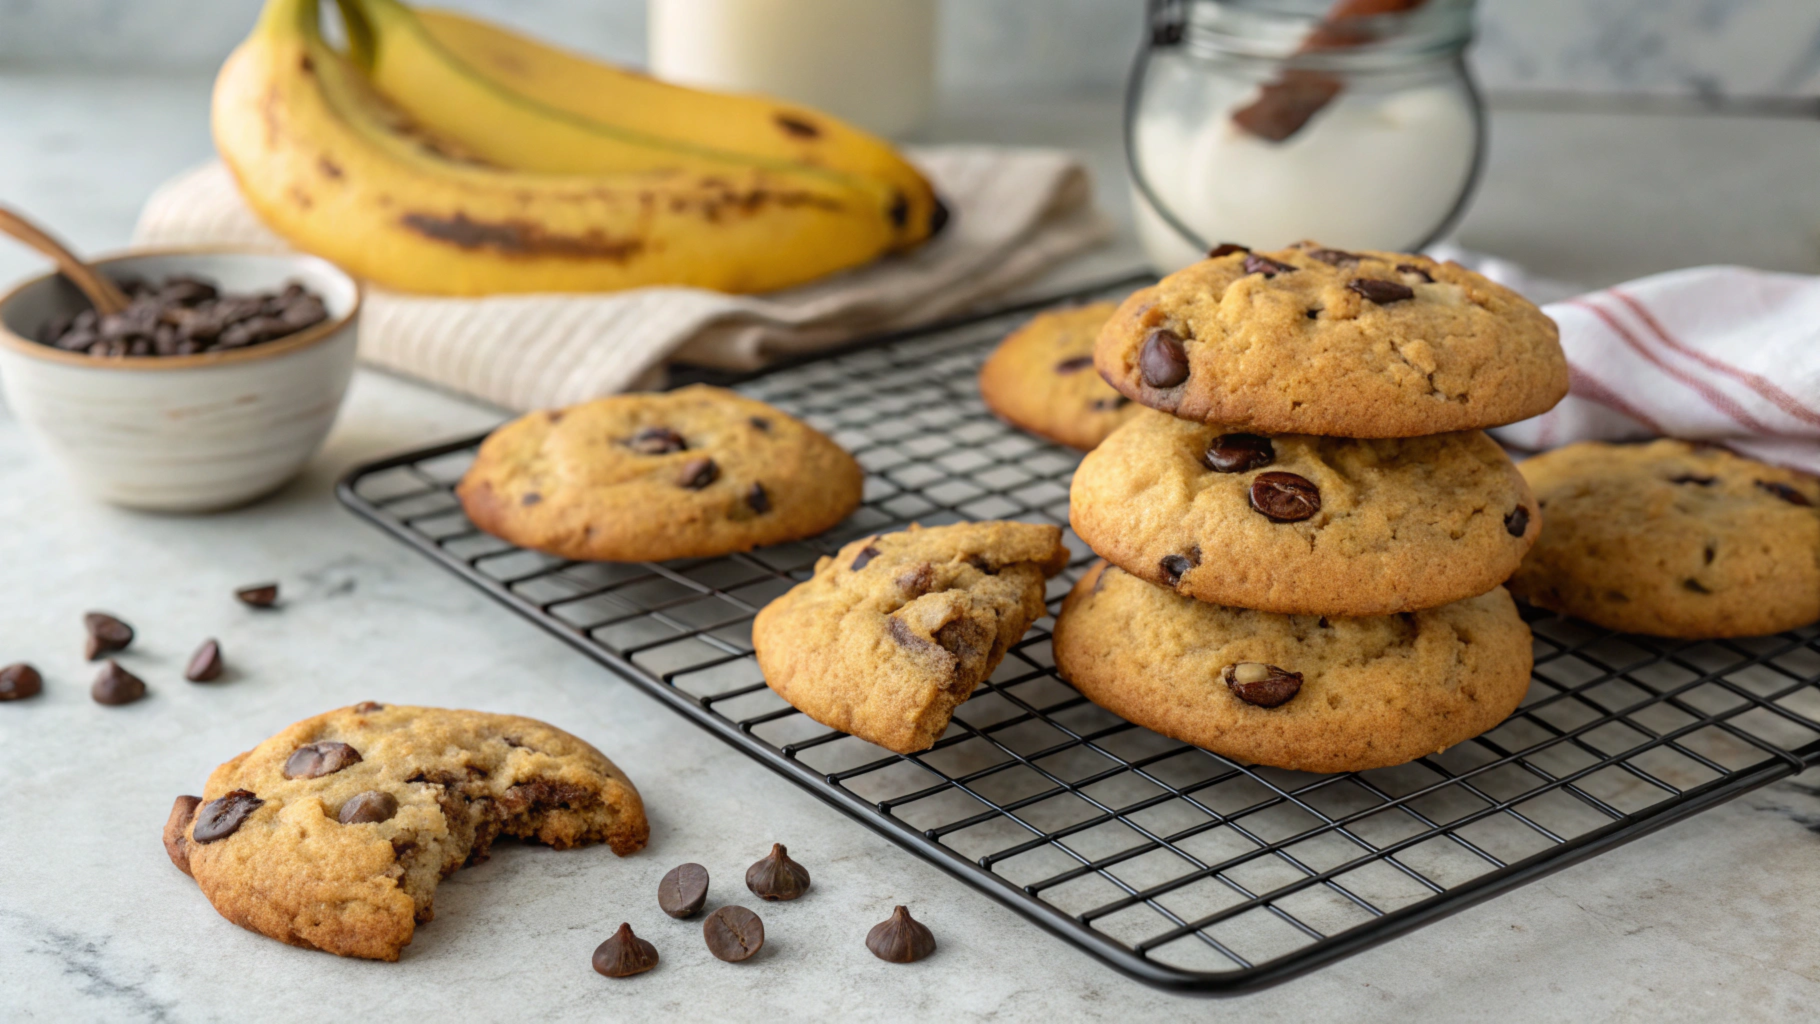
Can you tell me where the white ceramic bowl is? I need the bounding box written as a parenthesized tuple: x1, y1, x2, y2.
(0, 249, 361, 512)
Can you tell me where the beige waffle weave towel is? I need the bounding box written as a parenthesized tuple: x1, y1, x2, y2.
(133, 148, 1111, 410)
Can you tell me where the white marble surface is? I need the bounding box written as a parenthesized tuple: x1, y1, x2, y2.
(4, 75, 1820, 1023)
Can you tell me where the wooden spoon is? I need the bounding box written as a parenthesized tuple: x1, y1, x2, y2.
(0, 206, 131, 316)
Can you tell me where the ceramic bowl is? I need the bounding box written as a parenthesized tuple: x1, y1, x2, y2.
(0, 249, 361, 512)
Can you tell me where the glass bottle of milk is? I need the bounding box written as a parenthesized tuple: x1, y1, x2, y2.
(1127, 0, 1484, 272)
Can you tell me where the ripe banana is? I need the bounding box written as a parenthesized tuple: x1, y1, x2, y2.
(334, 0, 941, 251)
(213, 0, 905, 295)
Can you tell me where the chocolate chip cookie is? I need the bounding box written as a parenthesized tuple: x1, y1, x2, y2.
(164, 704, 648, 961)
(458, 385, 864, 562)
(1053, 564, 1533, 773)
(753, 522, 1070, 754)
(977, 301, 1141, 450)
(1069, 411, 1539, 616)
(1509, 440, 1820, 638)
(1094, 243, 1567, 437)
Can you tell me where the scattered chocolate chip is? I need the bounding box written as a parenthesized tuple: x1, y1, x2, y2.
(521, 492, 543, 506)
(1242, 254, 1296, 277)
(1223, 662, 1303, 708)
(352, 701, 385, 713)
(850, 545, 881, 571)
(895, 563, 935, 598)
(235, 583, 279, 608)
(1054, 355, 1095, 374)
(626, 426, 687, 455)
(1249, 472, 1322, 522)
(866, 906, 936, 963)
(1670, 474, 1716, 486)
(163, 795, 201, 876)
(746, 483, 771, 514)
(676, 457, 719, 490)
(176, 641, 222, 685)
(1307, 247, 1360, 266)
(1683, 578, 1713, 594)
(594, 923, 660, 978)
(1757, 480, 1813, 506)
(1397, 263, 1434, 282)
(1203, 433, 1274, 473)
(283, 740, 363, 780)
(1158, 554, 1196, 587)
(90, 660, 146, 705)
(1306, 307, 1322, 319)
(1704, 542, 1717, 564)
(1138, 328, 1189, 388)
(659, 863, 710, 919)
(192, 789, 263, 844)
(1504, 506, 1530, 538)
(0, 663, 42, 701)
(1207, 242, 1250, 258)
(703, 906, 765, 962)
(1347, 278, 1415, 304)
(338, 790, 399, 824)
(749, 416, 771, 432)
(746, 843, 811, 901)
(83, 612, 133, 660)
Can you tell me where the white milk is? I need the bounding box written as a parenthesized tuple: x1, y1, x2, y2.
(648, 0, 936, 138)
(1132, 81, 1479, 271)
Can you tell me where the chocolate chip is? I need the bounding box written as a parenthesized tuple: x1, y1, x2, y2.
(1138, 328, 1189, 388)
(1203, 434, 1274, 473)
(352, 701, 385, 713)
(1504, 505, 1530, 538)
(192, 789, 263, 844)
(1683, 578, 1713, 594)
(676, 457, 719, 490)
(1347, 278, 1415, 304)
(1090, 396, 1130, 411)
(1054, 355, 1094, 374)
(746, 482, 770, 514)
(1397, 263, 1434, 282)
(163, 795, 201, 876)
(659, 863, 710, 919)
(337, 790, 399, 824)
(1306, 308, 1321, 319)
(235, 583, 279, 608)
(1207, 242, 1250, 258)
(626, 426, 687, 454)
(1670, 474, 1716, 486)
(83, 612, 133, 661)
(850, 545, 881, 571)
(1158, 553, 1197, 587)
(1249, 472, 1321, 522)
(521, 492, 543, 506)
(746, 843, 811, 901)
(1223, 662, 1303, 708)
(594, 923, 660, 977)
(1242, 254, 1296, 277)
(91, 660, 146, 705)
(1757, 480, 1813, 506)
(1307, 247, 1360, 266)
(866, 906, 937, 963)
(0, 663, 42, 701)
(184, 639, 224, 683)
(748, 416, 771, 432)
(283, 740, 363, 780)
(703, 905, 764, 962)
(895, 563, 935, 598)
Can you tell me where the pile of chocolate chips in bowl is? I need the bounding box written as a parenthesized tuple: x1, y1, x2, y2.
(35, 275, 328, 358)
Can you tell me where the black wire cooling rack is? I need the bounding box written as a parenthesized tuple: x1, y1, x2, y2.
(338, 278, 1820, 994)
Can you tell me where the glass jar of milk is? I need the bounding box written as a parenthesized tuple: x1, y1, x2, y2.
(1127, 0, 1484, 271)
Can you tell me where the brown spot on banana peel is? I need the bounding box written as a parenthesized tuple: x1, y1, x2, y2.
(399, 212, 645, 261)
(317, 157, 343, 179)
(775, 113, 821, 138)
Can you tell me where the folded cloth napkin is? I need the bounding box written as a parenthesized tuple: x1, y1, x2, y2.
(1473, 262, 1820, 476)
(133, 147, 1111, 410)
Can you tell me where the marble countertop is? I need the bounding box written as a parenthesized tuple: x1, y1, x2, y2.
(3, 74, 1819, 1023)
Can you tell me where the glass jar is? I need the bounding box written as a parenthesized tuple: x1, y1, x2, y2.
(1126, 0, 1485, 271)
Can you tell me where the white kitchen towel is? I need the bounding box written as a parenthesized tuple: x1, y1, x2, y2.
(133, 148, 1112, 410)
(1486, 265, 1820, 475)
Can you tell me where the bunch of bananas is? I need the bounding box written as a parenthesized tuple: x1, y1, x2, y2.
(212, 0, 943, 296)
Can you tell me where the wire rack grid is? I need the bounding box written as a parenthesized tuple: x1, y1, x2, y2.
(338, 280, 1820, 994)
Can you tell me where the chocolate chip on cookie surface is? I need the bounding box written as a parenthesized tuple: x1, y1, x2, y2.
(1092, 243, 1567, 437)
(753, 521, 1070, 754)
(976, 301, 1141, 451)
(457, 385, 863, 563)
(1509, 440, 1820, 638)
(1069, 411, 1539, 616)
(169, 703, 648, 960)
(1052, 563, 1533, 774)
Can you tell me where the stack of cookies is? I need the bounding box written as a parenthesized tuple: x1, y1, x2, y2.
(1053, 242, 1570, 774)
